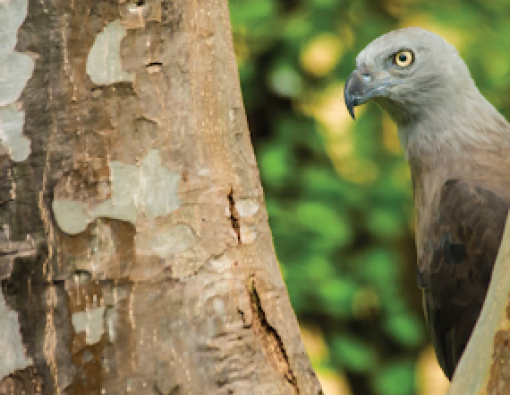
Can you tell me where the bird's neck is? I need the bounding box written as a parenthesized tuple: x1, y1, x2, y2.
(397, 86, 510, 171)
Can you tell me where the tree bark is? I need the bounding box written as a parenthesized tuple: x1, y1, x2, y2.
(0, 1, 322, 394)
(448, 217, 510, 395)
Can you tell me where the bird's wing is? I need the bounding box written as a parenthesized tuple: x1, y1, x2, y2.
(417, 179, 509, 380)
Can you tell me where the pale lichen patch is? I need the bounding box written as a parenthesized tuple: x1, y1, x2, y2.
(53, 149, 181, 235)
(0, 105, 30, 162)
(137, 149, 181, 219)
(0, 52, 35, 106)
(92, 149, 181, 223)
(240, 225, 257, 244)
(91, 161, 139, 225)
(52, 199, 89, 235)
(0, 0, 28, 57)
(206, 253, 232, 274)
(0, 292, 33, 380)
(86, 19, 135, 85)
(0, 0, 34, 162)
(235, 199, 260, 218)
(71, 306, 106, 345)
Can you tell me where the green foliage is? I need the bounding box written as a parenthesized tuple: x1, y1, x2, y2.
(332, 336, 377, 372)
(230, 0, 509, 393)
(384, 313, 425, 348)
(318, 277, 358, 317)
(373, 361, 416, 395)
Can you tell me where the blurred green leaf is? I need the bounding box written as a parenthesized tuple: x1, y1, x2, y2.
(268, 63, 303, 98)
(295, 201, 353, 249)
(373, 361, 416, 395)
(367, 208, 404, 239)
(229, 0, 276, 26)
(384, 313, 425, 347)
(332, 336, 377, 372)
(303, 255, 336, 282)
(259, 145, 292, 187)
(318, 277, 358, 316)
(283, 13, 313, 41)
(358, 248, 398, 287)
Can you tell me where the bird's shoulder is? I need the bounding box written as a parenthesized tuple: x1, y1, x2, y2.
(418, 178, 509, 286)
(416, 178, 510, 378)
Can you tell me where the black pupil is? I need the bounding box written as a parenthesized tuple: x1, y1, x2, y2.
(399, 53, 407, 63)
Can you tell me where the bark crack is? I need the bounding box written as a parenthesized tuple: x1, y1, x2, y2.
(247, 275, 299, 394)
(228, 187, 241, 243)
(0, 249, 19, 257)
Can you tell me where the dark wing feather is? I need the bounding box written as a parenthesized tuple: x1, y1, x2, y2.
(417, 179, 509, 380)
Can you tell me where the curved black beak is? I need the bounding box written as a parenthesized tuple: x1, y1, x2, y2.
(344, 70, 366, 120)
(344, 69, 393, 120)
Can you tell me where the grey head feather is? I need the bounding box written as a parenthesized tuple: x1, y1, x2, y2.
(347, 27, 510, 160)
(356, 28, 472, 121)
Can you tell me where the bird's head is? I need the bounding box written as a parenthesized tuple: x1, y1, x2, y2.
(344, 27, 472, 123)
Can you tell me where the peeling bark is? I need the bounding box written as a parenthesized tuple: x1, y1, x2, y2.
(0, 0, 322, 394)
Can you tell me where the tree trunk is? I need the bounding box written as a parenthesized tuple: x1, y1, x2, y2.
(449, 218, 510, 395)
(0, 1, 322, 394)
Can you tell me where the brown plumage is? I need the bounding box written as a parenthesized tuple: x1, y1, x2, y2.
(344, 27, 510, 379)
(415, 175, 508, 379)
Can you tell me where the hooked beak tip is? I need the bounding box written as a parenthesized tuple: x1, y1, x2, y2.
(344, 90, 358, 120)
(346, 102, 356, 120)
(344, 68, 394, 119)
(344, 72, 360, 121)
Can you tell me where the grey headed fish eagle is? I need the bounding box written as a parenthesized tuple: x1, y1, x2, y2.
(344, 27, 510, 380)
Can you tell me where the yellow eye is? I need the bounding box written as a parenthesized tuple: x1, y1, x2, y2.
(394, 50, 414, 67)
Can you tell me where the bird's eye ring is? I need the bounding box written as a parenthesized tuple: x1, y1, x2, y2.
(394, 50, 414, 67)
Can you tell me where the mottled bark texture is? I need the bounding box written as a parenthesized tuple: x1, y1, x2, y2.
(0, 1, 322, 394)
(448, 218, 510, 395)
